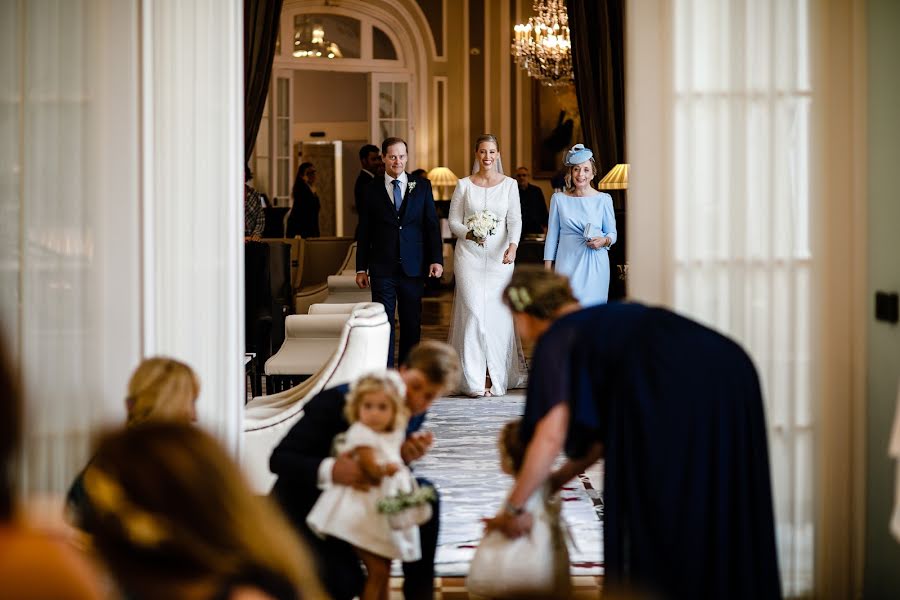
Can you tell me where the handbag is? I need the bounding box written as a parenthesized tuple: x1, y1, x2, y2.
(466, 493, 570, 598)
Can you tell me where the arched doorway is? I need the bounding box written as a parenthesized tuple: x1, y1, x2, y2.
(254, 0, 429, 236)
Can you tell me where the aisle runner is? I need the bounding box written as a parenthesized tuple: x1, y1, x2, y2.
(410, 393, 603, 577)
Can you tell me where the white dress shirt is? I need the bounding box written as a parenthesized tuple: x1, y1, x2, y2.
(384, 171, 409, 206)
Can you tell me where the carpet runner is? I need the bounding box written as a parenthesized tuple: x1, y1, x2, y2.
(406, 392, 603, 578)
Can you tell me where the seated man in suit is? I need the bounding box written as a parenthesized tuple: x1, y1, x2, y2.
(356, 137, 443, 367)
(269, 341, 460, 600)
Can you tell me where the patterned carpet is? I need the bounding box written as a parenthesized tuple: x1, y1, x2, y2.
(414, 392, 604, 578)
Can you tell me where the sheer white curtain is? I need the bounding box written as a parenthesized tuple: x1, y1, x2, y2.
(628, 0, 865, 596)
(0, 0, 141, 497)
(0, 0, 245, 499)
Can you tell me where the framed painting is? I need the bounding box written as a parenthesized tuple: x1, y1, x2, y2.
(531, 81, 582, 178)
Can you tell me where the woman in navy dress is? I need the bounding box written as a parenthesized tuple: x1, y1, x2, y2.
(543, 144, 617, 306)
(486, 268, 782, 599)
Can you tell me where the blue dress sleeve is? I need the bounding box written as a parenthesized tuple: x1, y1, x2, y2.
(601, 194, 617, 246)
(543, 193, 561, 261)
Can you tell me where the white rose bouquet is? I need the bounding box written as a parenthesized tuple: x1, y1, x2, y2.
(464, 209, 500, 244)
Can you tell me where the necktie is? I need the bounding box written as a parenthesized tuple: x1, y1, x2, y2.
(392, 179, 402, 211)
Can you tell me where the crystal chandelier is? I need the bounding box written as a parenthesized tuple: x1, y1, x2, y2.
(511, 0, 573, 87)
(293, 20, 343, 59)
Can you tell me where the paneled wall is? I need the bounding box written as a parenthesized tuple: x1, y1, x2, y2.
(269, 0, 550, 198)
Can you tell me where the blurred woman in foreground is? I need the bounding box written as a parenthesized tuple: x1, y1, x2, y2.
(83, 422, 328, 600)
(0, 336, 103, 599)
(66, 357, 201, 529)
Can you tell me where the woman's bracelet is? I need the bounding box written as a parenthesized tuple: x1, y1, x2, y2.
(503, 501, 525, 517)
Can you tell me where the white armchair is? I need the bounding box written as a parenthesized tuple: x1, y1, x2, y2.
(242, 302, 390, 494)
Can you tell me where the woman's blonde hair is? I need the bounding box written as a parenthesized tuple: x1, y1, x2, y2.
(344, 371, 408, 432)
(83, 422, 328, 599)
(563, 158, 599, 192)
(126, 357, 199, 426)
(502, 266, 578, 319)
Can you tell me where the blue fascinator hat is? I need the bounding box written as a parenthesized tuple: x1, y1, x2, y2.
(564, 143, 593, 166)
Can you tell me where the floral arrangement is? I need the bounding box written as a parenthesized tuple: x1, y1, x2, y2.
(407, 181, 417, 194)
(376, 484, 436, 515)
(464, 209, 500, 242)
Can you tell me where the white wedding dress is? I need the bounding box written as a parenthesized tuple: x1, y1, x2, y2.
(447, 176, 526, 396)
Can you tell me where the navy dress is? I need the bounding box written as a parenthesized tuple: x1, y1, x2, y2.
(522, 303, 782, 599)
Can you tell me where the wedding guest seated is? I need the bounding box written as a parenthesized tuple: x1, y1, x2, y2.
(0, 337, 104, 599)
(65, 357, 200, 530)
(245, 166, 266, 242)
(82, 422, 328, 600)
(269, 341, 460, 600)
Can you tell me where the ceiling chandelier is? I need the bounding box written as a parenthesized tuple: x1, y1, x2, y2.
(293, 21, 343, 59)
(511, 0, 573, 88)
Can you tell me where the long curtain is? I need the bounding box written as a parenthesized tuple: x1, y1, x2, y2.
(0, 0, 247, 504)
(566, 0, 626, 174)
(566, 0, 627, 299)
(0, 0, 142, 498)
(244, 0, 282, 162)
(626, 0, 818, 594)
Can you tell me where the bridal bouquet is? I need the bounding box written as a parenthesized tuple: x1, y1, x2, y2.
(464, 209, 500, 243)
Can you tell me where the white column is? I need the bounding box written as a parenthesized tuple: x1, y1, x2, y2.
(141, 0, 245, 452)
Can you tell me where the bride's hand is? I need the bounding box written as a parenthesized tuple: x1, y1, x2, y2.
(466, 231, 486, 246)
(482, 511, 533, 538)
(502, 244, 517, 264)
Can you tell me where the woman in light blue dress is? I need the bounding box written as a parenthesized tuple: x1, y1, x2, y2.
(543, 144, 617, 306)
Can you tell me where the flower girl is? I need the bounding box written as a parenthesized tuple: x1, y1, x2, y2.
(467, 419, 572, 598)
(306, 371, 423, 600)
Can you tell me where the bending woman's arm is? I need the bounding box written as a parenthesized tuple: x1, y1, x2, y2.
(485, 402, 570, 538)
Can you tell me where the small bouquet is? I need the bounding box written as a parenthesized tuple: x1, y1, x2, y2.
(377, 484, 437, 530)
(464, 209, 500, 243)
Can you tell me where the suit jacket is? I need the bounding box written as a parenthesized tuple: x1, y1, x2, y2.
(353, 170, 375, 240)
(519, 183, 549, 235)
(354, 170, 375, 216)
(286, 179, 320, 238)
(356, 175, 442, 278)
(269, 383, 426, 530)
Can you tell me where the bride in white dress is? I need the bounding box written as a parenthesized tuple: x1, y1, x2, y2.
(448, 134, 525, 397)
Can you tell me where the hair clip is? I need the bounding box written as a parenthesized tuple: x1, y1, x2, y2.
(83, 467, 168, 547)
(507, 287, 533, 312)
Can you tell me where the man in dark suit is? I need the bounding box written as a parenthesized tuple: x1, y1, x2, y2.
(270, 341, 460, 600)
(353, 144, 382, 240)
(514, 166, 549, 235)
(356, 137, 443, 367)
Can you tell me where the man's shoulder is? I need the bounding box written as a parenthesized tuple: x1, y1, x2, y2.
(304, 383, 351, 415)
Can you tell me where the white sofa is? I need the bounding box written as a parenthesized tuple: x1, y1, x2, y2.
(242, 302, 390, 493)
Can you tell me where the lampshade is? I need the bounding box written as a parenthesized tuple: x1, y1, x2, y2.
(427, 166, 459, 187)
(598, 163, 629, 190)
